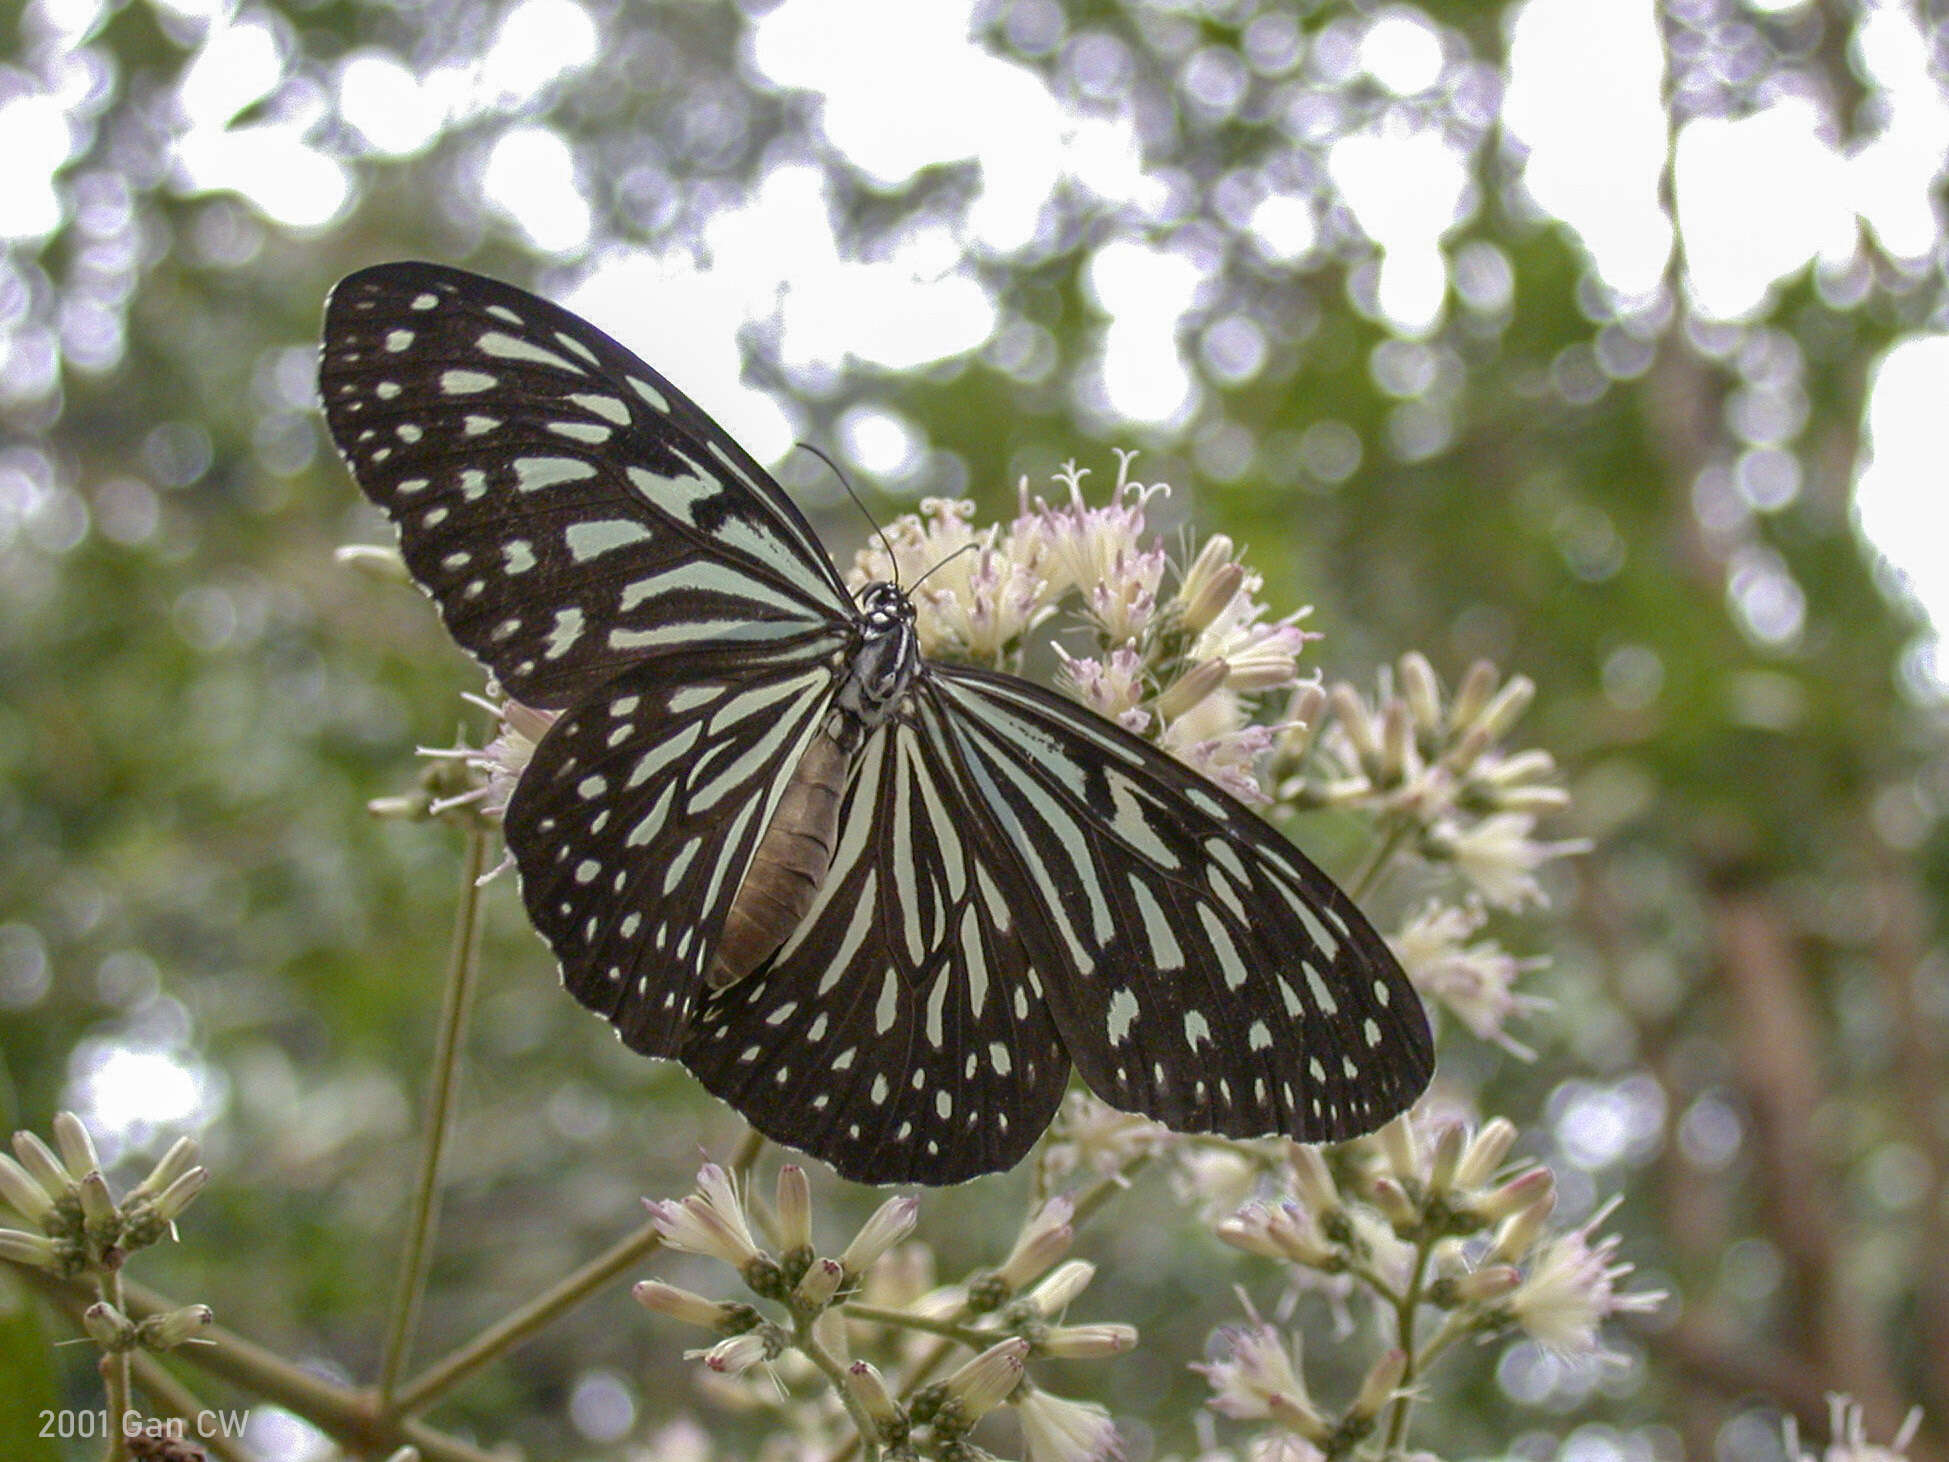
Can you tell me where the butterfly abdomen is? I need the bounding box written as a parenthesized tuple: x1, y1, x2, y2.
(708, 724, 853, 989)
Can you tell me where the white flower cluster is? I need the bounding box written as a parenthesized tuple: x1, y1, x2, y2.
(850, 455, 1314, 805)
(1200, 1114, 1665, 1458)
(639, 1165, 1124, 1462)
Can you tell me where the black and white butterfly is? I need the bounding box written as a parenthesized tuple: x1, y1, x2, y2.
(320, 261, 1433, 1185)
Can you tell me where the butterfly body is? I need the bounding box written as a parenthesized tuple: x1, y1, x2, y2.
(321, 261, 1434, 1185)
(711, 583, 919, 988)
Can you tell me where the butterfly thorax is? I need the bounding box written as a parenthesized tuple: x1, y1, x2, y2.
(832, 582, 921, 742)
(707, 582, 918, 990)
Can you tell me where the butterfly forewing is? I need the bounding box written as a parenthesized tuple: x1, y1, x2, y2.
(682, 707, 1071, 1184)
(320, 262, 853, 708)
(928, 665, 1433, 1143)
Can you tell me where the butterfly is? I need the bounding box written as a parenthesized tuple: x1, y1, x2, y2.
(320, 261, 1433, 1185)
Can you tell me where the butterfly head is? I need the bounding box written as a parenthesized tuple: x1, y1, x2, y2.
(845, 582, 920, 724)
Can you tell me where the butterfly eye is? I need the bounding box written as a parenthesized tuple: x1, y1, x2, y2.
(321, 262, 1432, 1185)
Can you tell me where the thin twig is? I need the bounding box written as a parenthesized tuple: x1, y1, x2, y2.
(390, 1219, 665, 1415)
(379, 821, 491, 1404)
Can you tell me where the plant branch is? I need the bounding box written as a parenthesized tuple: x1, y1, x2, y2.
(379, 821, 491, 1404)
(389, 1218, 665, 1416)
(13, 1264, 503, 1462)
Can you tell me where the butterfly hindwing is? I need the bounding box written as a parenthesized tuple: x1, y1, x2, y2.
(681, 706, 1071, 1185)
(928, 664, 1435, 1143)
(505, 650, 840, 1057)
(321, 261, 852, 708)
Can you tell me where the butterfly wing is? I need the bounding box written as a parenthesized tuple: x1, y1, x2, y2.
(926, 664, 1434, 1143)
(505, 650, 846, 1056)
(681, 697, 1071, 1184)
(320, 261, 854, 708)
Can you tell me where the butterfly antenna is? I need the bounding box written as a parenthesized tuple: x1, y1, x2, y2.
(796, 442, 901, 589)
(909, 541, 980, 594)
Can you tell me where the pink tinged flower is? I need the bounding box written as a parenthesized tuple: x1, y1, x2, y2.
(944, 1337, 1030, 1416)
(1195, 1321, 1331, 1444)
(839, 1194, 920, 1277)
(1015, 1386, 1124, 1462)
(645, 1164, 765, 1269)
(1508, 1200, 1665, 1356)
(1029, 1259, 1097, 1315)
(1432, 812, 1589, 911)
(1217, 1201, 1337, 1268)
(633, 1280, 744, 1330)
(1056, 647, 1152, 732)
(773, 1165, 812, 1253)
(794, 1257, 845, 1308)
(1039, 1323, 1138, 1359)
(997, 1196, 1075, 1290)
(691, 1328, 780, 1375)
(846, 1360, 904, 1431)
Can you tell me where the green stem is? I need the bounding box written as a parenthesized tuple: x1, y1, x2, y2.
(797, 1313, 880, 1462)
(1379, 1233, 1435, 1456)
(1347, 815, 1415, 904)
(379, 822, 491, 1405)
(841, 1303, 996, 1348)
(98, 1269, 131, 1462)
(389, 1218, 665, 1415)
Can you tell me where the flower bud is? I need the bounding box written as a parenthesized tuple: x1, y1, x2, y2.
(0, 1228, 62, 1271)
(1444, 1263, 1521, 1305)
(0, 1155, 55, 1227)
(51, 1113, 101, 1180)
(1486, 1184, 1558, 1266)
(993, 1197, 1074, 1293)
(1447, 660, 1499, 733)
(794, 1257, 844, 1310)
(1039, 1322, 1138, 1359)
(1379, 698, 1413, 786)
(1453, 1118, 1519, 1192)
(839, 1195, 919, 1277)
(1367, 1176, 1420, 1235)
(11, 1131, 72, 1202)
(138, 1304, 215, 1350)
(1469, 1166, 1553, 1227)
(1399, 652, 1442, 738)
(124, 1138, 201, 1209)
(1176, 537, 1241, 632)
(77, 1171, 118, 1238)
(1029, 1259, 1096, 1315)
(942, 1338, 1028, 1418)
(1330, 684, 1384, 780)
(1426, 1122, 1466, 1199)
(1471, 675, 1536, 742)
(633, 1281, 750, 1331)
(1349, 1347, 1406, 1422)
(774, 1165, 812, 1254)
(845, 1360, 904, 1433)
(1376, 1116, 1420, 1185)
(84, 1300, 136, 1351)
(1155, 659, 1229, 722)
